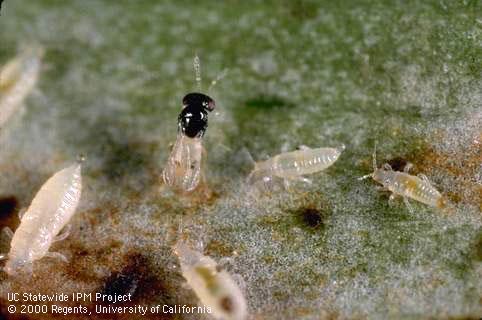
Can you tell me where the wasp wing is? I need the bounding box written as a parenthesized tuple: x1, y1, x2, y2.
(162, 133, 202, 192)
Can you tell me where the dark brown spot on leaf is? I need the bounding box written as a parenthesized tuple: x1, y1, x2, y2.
(0, 196, 19, 231)
(386, 157, 409, 172)
(0, 196, 18, 218)
(220, 295, 234, 312)
(297, 208, 324, 229)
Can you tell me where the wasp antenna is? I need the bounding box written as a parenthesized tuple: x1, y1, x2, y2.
(372, 141, 378, 171)
(208, 68, 229, 92)
(193, 54, 202, 91)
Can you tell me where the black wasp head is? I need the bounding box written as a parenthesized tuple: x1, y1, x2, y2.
(182, 92, 215, 111)
(178, 92, 216, 138)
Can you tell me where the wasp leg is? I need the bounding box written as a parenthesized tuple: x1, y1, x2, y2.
(403, 197, 414, 214)
(2, 227, 13, 239)
(45, 252, 69, 263)
(383, 163, 393, 171)
(404, 162, 413, 173)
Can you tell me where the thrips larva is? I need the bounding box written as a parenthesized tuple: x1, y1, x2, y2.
(0, 46, 43, 128)
(174, 241, 247, 320)
(163, 55, 225, 192)
(247, 144, 345, 187)
(0, 159, 83, 276)
(358, 144, 447, 212)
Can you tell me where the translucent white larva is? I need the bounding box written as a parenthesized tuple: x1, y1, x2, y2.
(0, 46, 43, 128)
(248, 145, 345, 185)
(359, 144, 447, 212)
(174, 241, 247, 320)
(1, 162, 82, 276)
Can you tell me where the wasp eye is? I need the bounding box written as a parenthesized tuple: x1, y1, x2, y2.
(207, 100, 215, 111)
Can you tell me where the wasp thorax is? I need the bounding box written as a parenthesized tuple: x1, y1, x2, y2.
(182, 92, 215, 111)
(178, 92, 216, 138)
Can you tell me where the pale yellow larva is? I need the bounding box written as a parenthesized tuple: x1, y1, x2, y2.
(174, 241, 247, 320)
(1, 162, 82, 276)
(248, 145, 345, 186)
(0, 46, 43, 128)
(359, 144, 447, 212)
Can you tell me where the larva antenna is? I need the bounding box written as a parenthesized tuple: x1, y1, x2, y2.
(178, 215, 184, 237)
(208, 68, 229, 92)
(241, 147, 256, 167)
(193, 54, 202, 91)
(358, 173, 372, 181)
(76, 153, 86, 164)
(358, 141, 378, 181)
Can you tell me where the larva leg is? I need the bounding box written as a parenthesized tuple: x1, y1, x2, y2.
(53, 224, 71, 242)
(218, 143, 232, 152)
(246, 171, 255, 184)
(403, 197, 414, 214)
(383, 163, 393, 171)
(417, 173, 430, 183)
(218, 257, 234, 269)
(404, 162, 413, 173)
(388, 194, 398, 207)
(18, 208, 26, 220)
(262, 176, 273, 187)
(45, 252, 69, 263)
(25, 264, 33, 276)
(256, 175, 274, 194)
(232, 273, 247, 293)
(0, 253, 7, 261)
(283, 178, 291, 190)
(375, 185, 389, 192)
(194, 239, 204, 253)
(294, 176, 312, 185)
(298, 145, 310, 151)
(2, 227, 13, 239)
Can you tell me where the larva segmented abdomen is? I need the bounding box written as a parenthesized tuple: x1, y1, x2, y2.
(174, 242, 247, 320)
(9, 163, 82, 262)
(0, 47, 42, 128)
(270, 147, 342, 178)
(391, 172, 442, 207)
